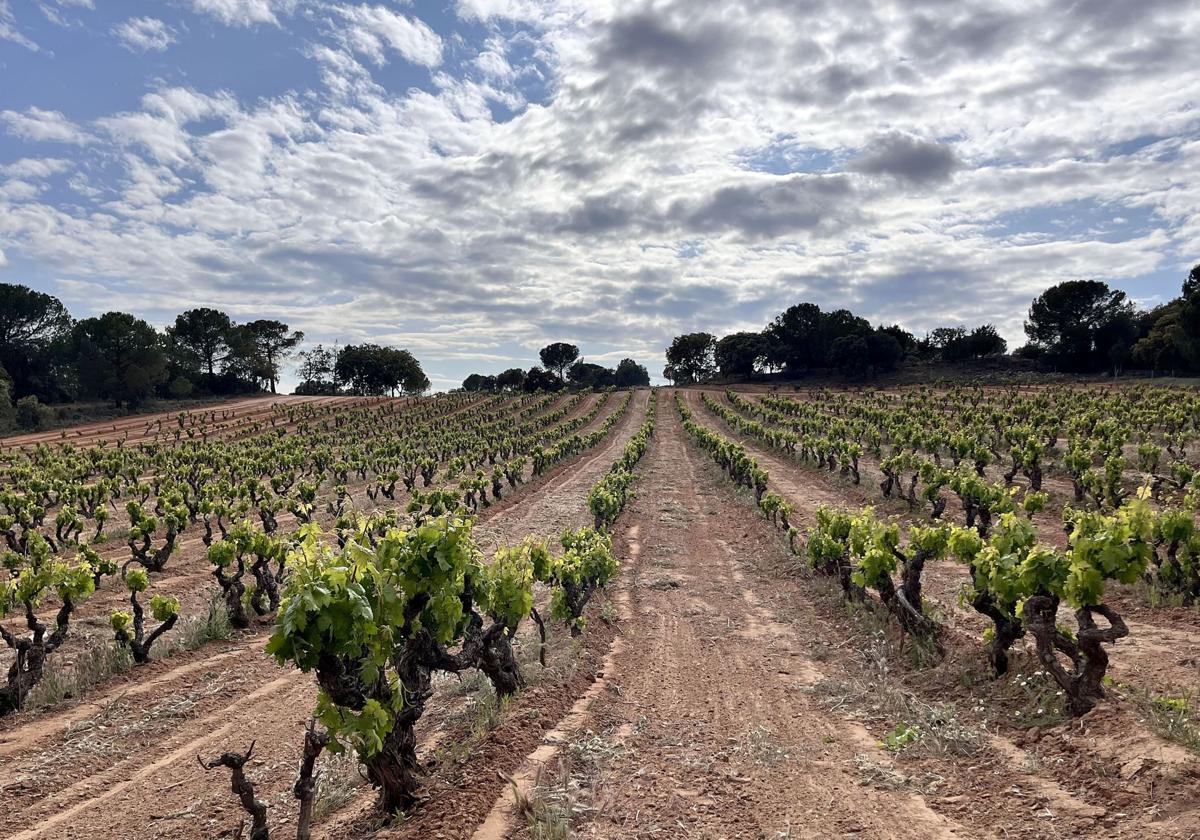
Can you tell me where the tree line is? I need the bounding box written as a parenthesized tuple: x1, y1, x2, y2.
(0, 284, 429, 431)
(293, 343, 429, 397)
(663, 269, 1200, 384)
(459, 342, 652, 392)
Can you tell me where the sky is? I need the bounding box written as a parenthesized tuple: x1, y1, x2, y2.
(1, 0, 1198, 392)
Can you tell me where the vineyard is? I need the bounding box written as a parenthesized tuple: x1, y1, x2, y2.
(1, 383, 1198, 839)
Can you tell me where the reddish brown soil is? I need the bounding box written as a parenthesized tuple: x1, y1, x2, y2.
(2, 388, 1198, 840)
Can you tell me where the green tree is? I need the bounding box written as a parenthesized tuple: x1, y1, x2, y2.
(71, 312, 167, 408)
(0, 373, 13, 431)
(243, 319, 304, 394)
(764, 302, 823, 373)
(522, 366, 563, 392)
(866, 328, 904, 372)
(15, 395, 51, 430)
(963, 325, 1007, 358)
(664, 332, 716, 385)
(1131, 302, 1189, 374)
(613, 358, 650, 387)
(829, 333, 871, 378)
(921, 326, 967, 359)
(934, 325, 1007, 362)
(1024, 280, 1134, 372)
(878, 324, 917, 355)
(567, 361, 615, 389)
(715, 332, 770, 379)
(1176, 264, 1200, 369)
(462, 373, 496, 392)
(172, 308, 233, 377)
(219, 325, 270, 390)
(0, 283, 73, 401)
(496, 367, 526, 390)
(335, 345, 427, 396)
(295, 344, 339, 395)
(539, 343, 580, 382)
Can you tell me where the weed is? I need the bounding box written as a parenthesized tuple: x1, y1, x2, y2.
(173, 590, 234, 651)
(312, 750, 367, 822)
(514, 765, 593, 840)
(1007, 669, 1068, 728)
(469, 686, 512, 736)
(1131, 690, 1200, 754)
(600, 600, 620, 625)
(881, 723, 921, 752)
(854, 754, 945, 794)
(24, 638, 133, 708)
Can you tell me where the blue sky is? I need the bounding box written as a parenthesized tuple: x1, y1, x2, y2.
(1, 0, 1198, 391)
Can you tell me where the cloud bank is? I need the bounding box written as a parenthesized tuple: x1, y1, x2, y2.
(0, 0, 1197, 389)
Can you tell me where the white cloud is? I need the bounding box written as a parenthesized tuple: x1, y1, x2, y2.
(0, 107, 88, 143)
(0, 248, 7, 267)
(2, 0, 1199, 386)
(332, 4, 444, 67)
(112, 17, 176, 52)
(190, 0, 295, 26)
(0, 0, 38, 50)
(1, 158, 72, 179)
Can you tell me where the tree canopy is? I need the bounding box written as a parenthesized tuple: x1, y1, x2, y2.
(567, 361, 615, 389)
(715, 332, 772, 379)
(1024, 280, 1135, 372)
(0, 283, 74, 401)
(335, 344, 428, 396)
(539, 343, 580, 381)
(243, 319, 304, 394)
(71, 312, 167, 408)
(523, 366, 563, 392)
(664, 333, 717, 385)
(171, 308, 233, 377)
(496, 367, 526, 390)
(613, 358, 650, 387)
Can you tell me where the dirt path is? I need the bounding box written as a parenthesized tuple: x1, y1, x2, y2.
(530, 389, 970, 838)
(475, 390, 650, 554)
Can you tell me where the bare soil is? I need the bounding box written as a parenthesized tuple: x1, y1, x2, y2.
(2, 388, 1198, 839)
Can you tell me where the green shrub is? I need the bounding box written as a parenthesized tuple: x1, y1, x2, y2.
(15, 395, 51, 430)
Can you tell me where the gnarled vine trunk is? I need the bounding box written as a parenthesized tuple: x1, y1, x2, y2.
(1024, 594, 1128, 716)
(0, 599, 74, 716)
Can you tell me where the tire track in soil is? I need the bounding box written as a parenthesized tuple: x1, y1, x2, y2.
(0, 637, 268, 758)
(543, 393, 969, 839)
(0, 392, 647, 840)
(679, 391, 1200, 838)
